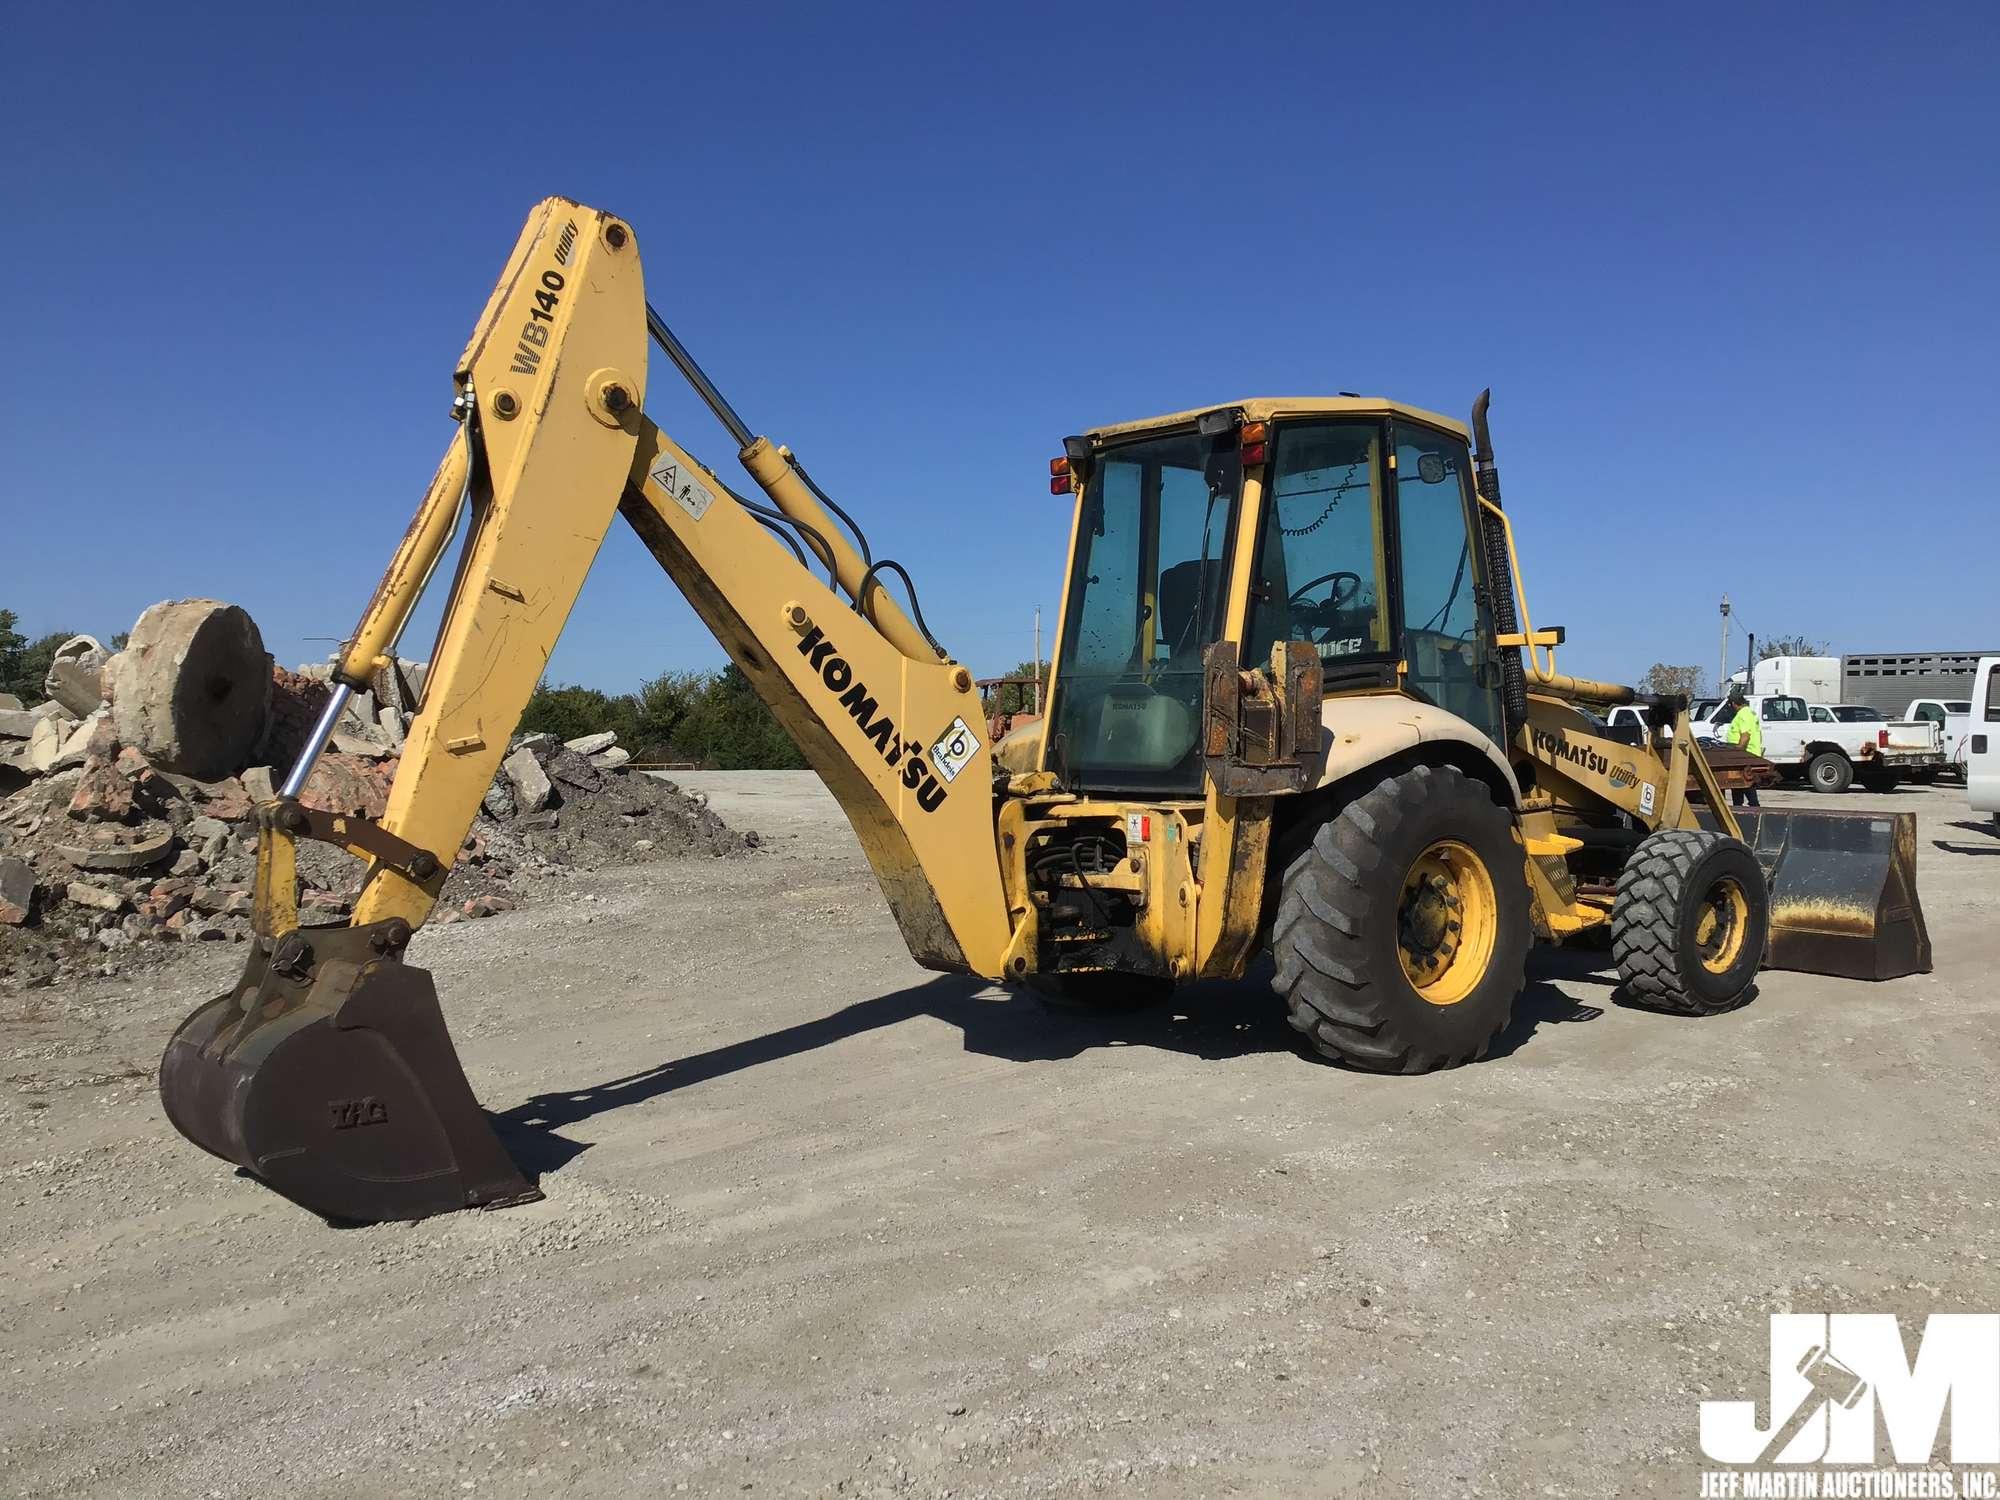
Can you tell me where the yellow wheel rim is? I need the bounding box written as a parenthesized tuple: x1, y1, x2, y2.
(1396, 838, 1499, 1006)
(1693, 875, 1750, 975)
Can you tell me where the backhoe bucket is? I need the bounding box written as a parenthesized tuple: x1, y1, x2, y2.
(159, 922, 537, 1223)
(1729, 809, 1932, 981)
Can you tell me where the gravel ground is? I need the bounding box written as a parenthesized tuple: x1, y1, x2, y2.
(2, 774, 1995, 1497)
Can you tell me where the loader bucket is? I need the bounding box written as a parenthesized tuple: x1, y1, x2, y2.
(159, 921, 537, 1223)
(1728, 809, 1932, 981)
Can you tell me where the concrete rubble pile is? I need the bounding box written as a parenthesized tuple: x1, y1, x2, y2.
(0, 599, 756, 989)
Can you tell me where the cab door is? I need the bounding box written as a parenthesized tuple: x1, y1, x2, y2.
(1389, 421, 1506, 747)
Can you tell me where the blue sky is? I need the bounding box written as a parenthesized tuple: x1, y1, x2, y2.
(5, 2, 1995, 694)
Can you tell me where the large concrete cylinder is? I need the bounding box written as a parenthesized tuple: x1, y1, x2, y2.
(106, 600, 273, 780)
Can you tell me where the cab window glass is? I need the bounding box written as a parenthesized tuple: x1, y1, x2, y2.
(1246, 421, 1388, 667)
(1762, 697, 1807, 722)
(1048, 431, 1234, 792)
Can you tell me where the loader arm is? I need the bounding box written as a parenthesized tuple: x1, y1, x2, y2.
(161, 196, 1014, 1223)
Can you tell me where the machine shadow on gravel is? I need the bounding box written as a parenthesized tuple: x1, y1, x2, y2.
(1522, 942, 1764, 1023)
(1935, 820, 2000, 856)
(487, 964, 1610, 1186)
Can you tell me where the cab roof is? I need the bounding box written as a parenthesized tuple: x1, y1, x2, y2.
(1083, 396, 1468, 445)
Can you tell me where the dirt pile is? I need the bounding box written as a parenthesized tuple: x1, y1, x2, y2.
(0, 603, 758, 991)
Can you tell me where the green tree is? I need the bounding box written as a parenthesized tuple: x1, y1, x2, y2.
(516, 665, 816, 770)
(0, 620, 79, 705)
(0, 610, 25, 700)
(1641, 663, 1704, 701)
(630, 671, 705, 760)
(671, 665, 807, 769)
(518, 682, 640, 745)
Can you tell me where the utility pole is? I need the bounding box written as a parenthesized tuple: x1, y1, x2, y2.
(1033, 606, 1043, 714)
(1719, 595, 1731, 694)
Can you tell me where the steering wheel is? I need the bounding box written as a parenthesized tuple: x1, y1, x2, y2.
(1286, 570, 1363, 643)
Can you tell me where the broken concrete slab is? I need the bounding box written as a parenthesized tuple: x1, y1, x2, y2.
(377, 706, 406, 750)
(105, 599, 274, 780)
(545, 748, 603, 795)
(503, 747, 553, 814)
(330, 731, 395, 760)
(0, 693, 19, 713)
(590, 746, 633, 770)
(57, 831, 179, 873)
(337, 689, 379, 730)
(299, 753, 393, 820)
(241, 765, 276, 805)
(45, 635, 111, 718)
(66, 881, 126, 913)
(0, 856, 34, 924)
(48, 713, 102, 774)
(191, 886, 251, 917)
(0, 705, 59, 738)
(563, 731, 618, 757)
(187, 775, 252, 820)
(26, 716, 72, 773)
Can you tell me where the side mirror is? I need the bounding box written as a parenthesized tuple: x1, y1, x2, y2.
(1416, 452, 1447, 484)
(1201, 639, 1323, 796)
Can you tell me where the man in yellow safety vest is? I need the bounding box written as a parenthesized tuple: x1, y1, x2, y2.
(1723, 687, 1763, 808)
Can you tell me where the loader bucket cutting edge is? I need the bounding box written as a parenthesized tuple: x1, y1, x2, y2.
(159, 922, 538, 1223)
(1717, 809, 1933, 982)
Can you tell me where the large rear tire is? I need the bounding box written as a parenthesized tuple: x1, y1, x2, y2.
(1271, 764, 1529, 1073)
(1612, 829, 1767, 1015)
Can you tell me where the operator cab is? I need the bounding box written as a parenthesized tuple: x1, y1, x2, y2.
(1044, 398, 1505, 795)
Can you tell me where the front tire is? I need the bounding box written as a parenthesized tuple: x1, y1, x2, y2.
(1807, 751, 1853, 793)
(1612, 830, 1767, 1015)
(1271, 764, 1529, 1073)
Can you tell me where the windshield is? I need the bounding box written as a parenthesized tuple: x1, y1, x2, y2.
(1946, 701, 1972, 714)
(1832, 705, 1883, 722)
(1049, 430, 1236, 792)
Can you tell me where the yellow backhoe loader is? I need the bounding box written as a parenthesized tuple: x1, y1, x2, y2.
(159, 198, 1931, 1224)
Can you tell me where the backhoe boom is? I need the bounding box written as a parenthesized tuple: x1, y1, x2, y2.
(161, 197, 1014, 1221)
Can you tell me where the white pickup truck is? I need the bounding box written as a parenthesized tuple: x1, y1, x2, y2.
(1690, 693, 1944, 793)
(1903, 697, 1973, 777)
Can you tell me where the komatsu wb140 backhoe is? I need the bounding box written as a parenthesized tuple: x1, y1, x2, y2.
(160, 198, 1932, 1224)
